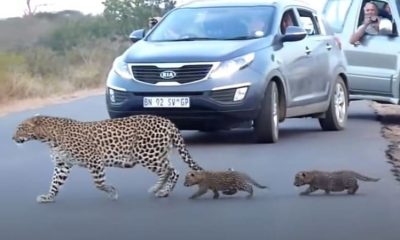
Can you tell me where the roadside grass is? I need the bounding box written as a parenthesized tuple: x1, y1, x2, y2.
(0, 39, 128, 104)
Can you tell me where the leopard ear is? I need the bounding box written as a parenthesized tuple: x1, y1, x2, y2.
(28, 115, 42, 127)
(25, 118, 37, 127)
(301, 172, 306, 178)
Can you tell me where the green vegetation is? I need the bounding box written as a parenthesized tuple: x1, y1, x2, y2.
(0, 0, 175, 104)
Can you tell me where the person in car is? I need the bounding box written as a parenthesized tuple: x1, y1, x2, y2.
(280, 11, 294, 34)
(148, 17, 161, 29)
(350, 2, 380, 44)
(381, 2, 392, 20)
(248, 15, 267, 37)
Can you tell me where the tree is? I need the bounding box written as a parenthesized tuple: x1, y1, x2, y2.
(24, 0, 49, 16)
(102, 0, 176, 36)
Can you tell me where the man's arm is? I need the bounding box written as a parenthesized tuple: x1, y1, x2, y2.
(350, 17, 373, 44)
(349, 24, 368, 44)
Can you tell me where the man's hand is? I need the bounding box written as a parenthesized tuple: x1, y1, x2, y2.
(363, 17, 372, 25)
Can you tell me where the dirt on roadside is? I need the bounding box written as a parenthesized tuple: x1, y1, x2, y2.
(0, 88, 104, 117)
(371, 102, 400, 182)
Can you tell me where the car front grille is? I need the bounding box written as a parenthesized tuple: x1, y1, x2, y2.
(131, 64, 214, 84)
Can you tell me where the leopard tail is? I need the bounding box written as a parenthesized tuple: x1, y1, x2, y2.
(242, 173, 268, 189)
(351, 171, 380, 182)
(171, 126, 203, 171)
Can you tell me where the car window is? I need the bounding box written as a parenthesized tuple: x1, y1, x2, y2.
(323, 0, 353, 33)
(320, 17, 335, 36)
(298, 9, 321, 35)
(356, 0, 398, 36)
(146, 6, 275, 41)
(280, 9, 299, 34)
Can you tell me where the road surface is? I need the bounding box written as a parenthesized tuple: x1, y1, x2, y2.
(1, 96, 399, 240)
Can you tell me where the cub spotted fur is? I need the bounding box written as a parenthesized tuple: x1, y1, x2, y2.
(294, 170, 380, 195)
(184, 170, 267, 199)
(13, 115, 203, 203)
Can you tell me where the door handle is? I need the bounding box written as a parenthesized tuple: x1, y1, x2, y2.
(305, 46, 311, 55)
(326, 43, 332, 51)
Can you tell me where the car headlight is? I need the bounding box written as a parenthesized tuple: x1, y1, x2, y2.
(112, 56, 132, 79)
(210, 53, 255, 79)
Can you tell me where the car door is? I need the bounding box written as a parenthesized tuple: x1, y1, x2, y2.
(276, 8, 315, 107)
(344, 0, 399, 95)
(296, 8, 331, 102)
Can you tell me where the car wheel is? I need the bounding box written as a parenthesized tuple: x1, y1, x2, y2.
(319, 76, 348, 131)
(254, 81, 279, 143)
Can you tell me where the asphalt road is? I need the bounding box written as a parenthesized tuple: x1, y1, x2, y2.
(1, 96, 399, 240)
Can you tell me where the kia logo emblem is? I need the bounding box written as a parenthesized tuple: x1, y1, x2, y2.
(160, 70, 176, 79)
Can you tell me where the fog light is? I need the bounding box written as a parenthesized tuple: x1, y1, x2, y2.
(109, 88, 115, 103)
(233, 87, 248, 101)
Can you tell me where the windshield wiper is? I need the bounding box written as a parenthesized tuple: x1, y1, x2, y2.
(223, 36, 258, 40)
(169, 37, 221, 41)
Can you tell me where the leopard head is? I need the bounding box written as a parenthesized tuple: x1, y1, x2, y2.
(294, 171, 313, 186)
(13, 116, 46, 143)
(183, 170, 205, 187)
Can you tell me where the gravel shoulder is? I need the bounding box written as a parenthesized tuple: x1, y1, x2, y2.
(0, 88, 104, 117)
(371, 101, 400, 182)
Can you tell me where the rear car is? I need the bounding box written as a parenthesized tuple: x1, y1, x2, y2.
(106, 0, 349, 143)
(323, 0, 400, 104)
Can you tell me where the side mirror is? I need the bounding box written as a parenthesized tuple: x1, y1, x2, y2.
(379, 18, 393, 35)
(281, 26, 307, 42)
(129, 29, 145, 43)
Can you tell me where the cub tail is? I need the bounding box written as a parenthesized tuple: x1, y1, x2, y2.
(351, 171, 380, 182)
(241, 173, 268, 189)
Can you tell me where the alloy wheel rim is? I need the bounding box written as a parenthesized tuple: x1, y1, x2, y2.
(272, 85, 279, 137)
(334, 83, 346, 123)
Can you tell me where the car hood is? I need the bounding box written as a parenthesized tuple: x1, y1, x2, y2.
(123, 38, 271, 63)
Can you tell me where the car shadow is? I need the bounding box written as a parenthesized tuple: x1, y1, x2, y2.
(348, 112, 379, 122)
(182, 127, 322, 145)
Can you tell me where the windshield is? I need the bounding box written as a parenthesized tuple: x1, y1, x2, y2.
(147, 6, 275, 41)
(322, 0, 353, 32)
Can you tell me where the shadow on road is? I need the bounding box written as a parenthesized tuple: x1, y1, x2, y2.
(348, 112, 378, 122)
(376, 113, 400, 124)
(183, 127, 323, 145)
(295, 193, 367, 198)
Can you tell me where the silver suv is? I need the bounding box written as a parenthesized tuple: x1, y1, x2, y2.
(106, 0, 349, 143)
(323, 0, 400, 104)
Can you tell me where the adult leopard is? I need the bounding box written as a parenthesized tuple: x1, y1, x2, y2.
(12, 114, 203, 203)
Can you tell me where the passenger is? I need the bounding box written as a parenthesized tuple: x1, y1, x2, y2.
(381, 2, 392, 20)
(148, 17, 161, 29)
(349, 2, 380, 44)
(248, 16, 267, 37)
(280, 12, 294, 34)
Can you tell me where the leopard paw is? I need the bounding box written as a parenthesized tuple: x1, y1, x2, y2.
(106, 186, 118, 200)
(148, 184, 162, 193)
(36, 194, 55, 203)
(155, 189, 169, 198)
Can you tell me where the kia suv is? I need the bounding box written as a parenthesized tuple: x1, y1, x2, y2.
(105, 0, 349, 143)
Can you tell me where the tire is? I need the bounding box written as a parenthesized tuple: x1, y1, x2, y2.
(319, 76, 348, 131)
(254, 81, 279, 143)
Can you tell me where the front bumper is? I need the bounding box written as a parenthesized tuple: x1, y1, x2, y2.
(106, 85, 263, 130)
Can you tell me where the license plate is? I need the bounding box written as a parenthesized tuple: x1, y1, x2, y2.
(143, 97, 190, 108)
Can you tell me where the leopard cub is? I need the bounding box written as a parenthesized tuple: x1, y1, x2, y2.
(184, 170, 267, 199)
(294, 170, 380, 195)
